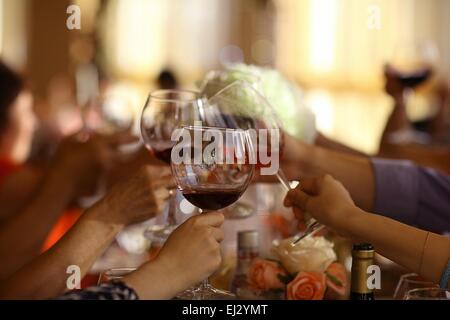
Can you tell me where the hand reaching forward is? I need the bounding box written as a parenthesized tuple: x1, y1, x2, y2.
(284, 174, 356, 237)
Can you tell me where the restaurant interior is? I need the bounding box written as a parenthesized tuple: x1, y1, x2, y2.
(0, 0, 449, 301)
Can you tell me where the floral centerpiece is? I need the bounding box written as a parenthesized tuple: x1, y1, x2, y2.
(246, 236, 348, 300)
(198, 64, 317, 144)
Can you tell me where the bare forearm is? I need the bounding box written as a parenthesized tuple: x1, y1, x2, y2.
(315, 133, 367, 156)
(346, 207, 450, 287)
(378, 143, 450, 175)
(0, 169, 74, 279)
(0, 201, 122, 299)
(292, 145, 375, 211)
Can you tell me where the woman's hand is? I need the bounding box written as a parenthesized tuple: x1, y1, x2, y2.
(123, 213, 225, 299)
(92, 166, 175, 227)
(157, 212, 225, 285)
(284, 174, 357, 237)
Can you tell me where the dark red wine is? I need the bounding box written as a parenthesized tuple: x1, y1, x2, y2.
(395, 68, 432, 88)
(183, 189, 243, 211)
(152, 147, 172, 164)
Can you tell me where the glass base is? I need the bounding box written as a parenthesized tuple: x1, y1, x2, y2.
(176, 284, 236, 300)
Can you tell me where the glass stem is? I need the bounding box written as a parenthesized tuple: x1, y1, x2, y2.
(199, 279, 210, 289)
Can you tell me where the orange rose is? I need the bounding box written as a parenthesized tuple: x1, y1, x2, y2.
(325, 262, 347, 296)
(248, 259, 287, 291)
(287, 272, 326, 300)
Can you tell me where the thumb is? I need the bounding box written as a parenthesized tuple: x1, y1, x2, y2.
(284, 188, 313, 212)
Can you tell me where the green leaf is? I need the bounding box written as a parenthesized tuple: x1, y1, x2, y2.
(277, 273, 294, 285)
(325, 271, 343, 287)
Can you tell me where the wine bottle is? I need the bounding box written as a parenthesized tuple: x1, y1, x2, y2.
(230, 230, 259, 298)
(350, 243, 375, 300)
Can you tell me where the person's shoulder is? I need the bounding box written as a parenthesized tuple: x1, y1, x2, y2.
(0, 165, 42, 219)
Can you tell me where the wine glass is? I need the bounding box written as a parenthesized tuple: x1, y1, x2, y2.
(203, 80, 324, 243)
(140, 89, 204, 243)
(393, 273, 439, 300)
(199, 69, 262, 98)
(387, 40, 438, 89)
(171, 126, 255, 299)
(384, 40, 440, 144)
(405, 287, 450, 300)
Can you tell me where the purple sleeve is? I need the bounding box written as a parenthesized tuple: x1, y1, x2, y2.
(371, 158, 450, 234)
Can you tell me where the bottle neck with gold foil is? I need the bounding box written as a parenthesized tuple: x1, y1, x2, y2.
(351, 243, 375, 296)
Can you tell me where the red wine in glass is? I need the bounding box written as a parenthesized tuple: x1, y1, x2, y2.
(152, 147, 173, 164)
(183, 189, 245, 211)
(393, 67, 433, 88)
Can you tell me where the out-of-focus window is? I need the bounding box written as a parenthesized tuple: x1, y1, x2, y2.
(0, 0, 27, 71)
(273, 0, 450, 154)
(100, 0, 232, 85)
(275, 0, 450, 91)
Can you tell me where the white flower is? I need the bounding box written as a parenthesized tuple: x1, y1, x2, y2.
(272, 236, 336, 274)
(225, 64, 317, 143)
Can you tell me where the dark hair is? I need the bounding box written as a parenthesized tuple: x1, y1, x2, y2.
(0, 62, 24, 132)
(157, 69, 178, 90)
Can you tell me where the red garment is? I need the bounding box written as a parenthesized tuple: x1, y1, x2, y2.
(42, 208, 82, 251)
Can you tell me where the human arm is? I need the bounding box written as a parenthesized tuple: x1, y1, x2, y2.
(54, 213, 225, 300)
(0, 164, 76, 279)
(284, 175, 450, 288)
(280, 135, 375, 212)
(0, 133, 137, 279)
(123, 213, 225, 299)
(0, 166, 173, 299)
(279, 135, 450, 233)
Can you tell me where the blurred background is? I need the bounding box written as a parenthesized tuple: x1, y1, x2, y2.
(1, 0, 449, 298)
(1, 0, 450, 154)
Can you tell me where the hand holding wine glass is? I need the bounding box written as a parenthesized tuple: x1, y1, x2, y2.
(53, 132, 138, 200)
(204, 80, 323, 242)
(122, 213, 225, 300)
(156, 213, 225, 285)
(283, 175, 356, 239)
(171, 126, 255, 299)
(95, 165, 175, 226)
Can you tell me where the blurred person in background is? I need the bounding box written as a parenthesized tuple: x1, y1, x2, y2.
(0, 62, 41, 217)
(0, 62, 37, 174)
(157, 69, 178, 90)
(0, 61, 136, 279)
(30, 74, 84, 166)
(377, 65, 450, 174)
